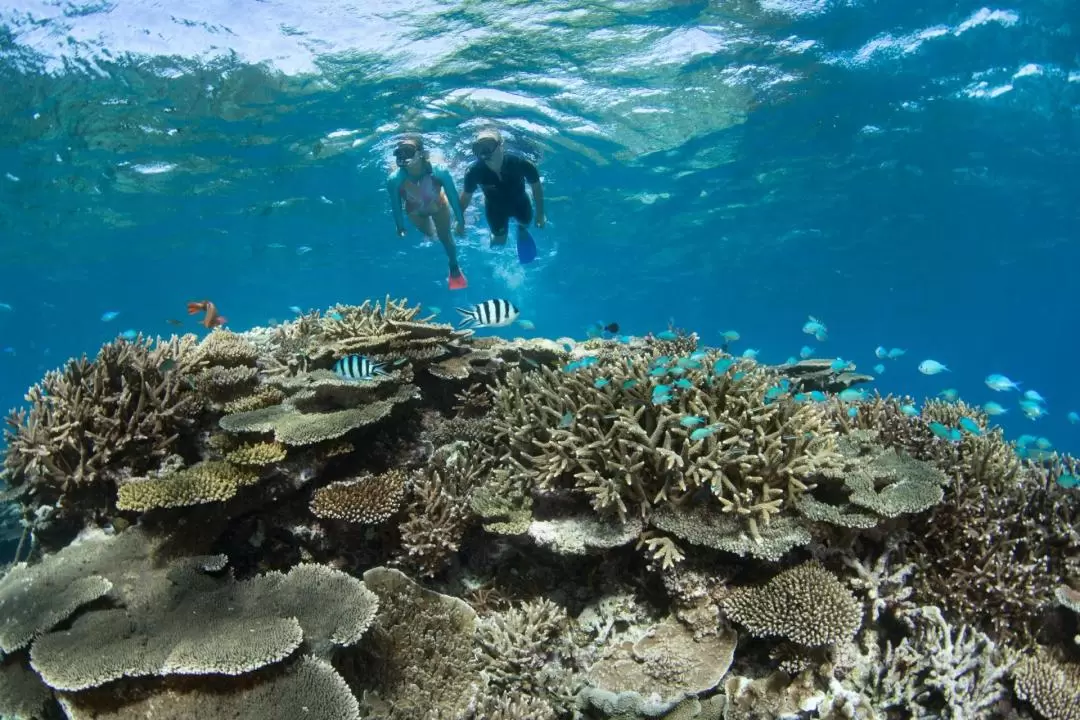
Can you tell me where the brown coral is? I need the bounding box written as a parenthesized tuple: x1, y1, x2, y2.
(2, 335, 204, 517)
(115, 461, 260, 512)
(225, 441, 287, 467)
(1013, 649, 1080, 720)
(355, 567, 477, 720)
(490, 352, 842, 543)
(310, 471, 407, 524)
(29, 555, 378, 692)
(719, 561, 862, 647)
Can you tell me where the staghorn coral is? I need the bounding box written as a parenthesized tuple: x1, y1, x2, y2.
(310, 470, 407, 524)
(115, 461, 260, 512)
(1013, 649, 1080, 720)
(489, 351, 843, 544)
(57, 656, 360, 720)
(29, 556, 378, 692)
(847, 605, 1017, 719)
(719, 561, 862, 648)
(474, 598, 576, 707)
(453, 383, 493, 418)
(398, 464, 472, 577)
(2, 334, 204, 517)
(225, 440, 287, 466)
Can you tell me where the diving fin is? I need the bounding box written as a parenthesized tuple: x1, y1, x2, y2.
(448, 270, 468, 290)
(517, 227, 537, 264)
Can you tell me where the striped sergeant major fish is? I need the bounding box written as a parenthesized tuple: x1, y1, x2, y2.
(455, 299, 520, 329)
(333, 354, 388, 381)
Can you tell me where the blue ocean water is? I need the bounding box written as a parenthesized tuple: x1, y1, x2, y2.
(0, 0, 1077, 459)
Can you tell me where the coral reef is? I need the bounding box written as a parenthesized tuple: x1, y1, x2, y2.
(1, 298, 1078, 720)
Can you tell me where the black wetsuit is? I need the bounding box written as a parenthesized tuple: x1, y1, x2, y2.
(463, 153, 540, 237)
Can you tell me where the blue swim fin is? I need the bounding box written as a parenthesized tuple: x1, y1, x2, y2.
(517, 227, 537, 264)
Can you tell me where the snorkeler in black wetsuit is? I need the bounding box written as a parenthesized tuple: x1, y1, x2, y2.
(459, 128, 545, 263)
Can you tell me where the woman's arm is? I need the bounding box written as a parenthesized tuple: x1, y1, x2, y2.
(434, 166, 465, 225)
(385, 171, 405, 234)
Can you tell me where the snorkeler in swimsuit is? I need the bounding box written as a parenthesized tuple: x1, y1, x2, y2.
(459, 128, 545, 264)
(386, 135, 468, 289)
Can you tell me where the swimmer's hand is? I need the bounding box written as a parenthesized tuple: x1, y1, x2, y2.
(535, 214, 546, 229)
(396, 227, 407, 238)
(454, 222, 465, 237)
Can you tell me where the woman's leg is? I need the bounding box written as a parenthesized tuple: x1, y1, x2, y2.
(406, 211, 435, 239)
(430, 200, 460, 273)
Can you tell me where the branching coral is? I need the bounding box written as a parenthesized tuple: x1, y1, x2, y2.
(398, 457, 475, 578)
(1013, 649, 1080, 720)
(474, 598, 572, 698)
(719, 561, 862, 648)
(833, 395, 1078, 646)
(2, 334, 205, 517)
(489, 351, 843, 545)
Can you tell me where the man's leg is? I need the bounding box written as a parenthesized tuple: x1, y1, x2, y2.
(513, 192, 534, 235)
(484, 197, 510, 247)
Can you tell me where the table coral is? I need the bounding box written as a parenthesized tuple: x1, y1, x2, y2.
(58, 656, 361, 720)
(115, 461, 260, 512)
(309, 470, 407, 524)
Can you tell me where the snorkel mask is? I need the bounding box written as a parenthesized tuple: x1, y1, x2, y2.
(394, 139, 421, 168)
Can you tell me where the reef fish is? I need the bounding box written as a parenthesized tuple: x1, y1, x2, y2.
(334, 354, 387, 381)
(100, 311, 120, 322)
(802, 316, 827, 342)
(456, 299, 520, 328)
(918, 359, 949, 375)
(985, 374, 1021, 392)
(982, 402, 1007, 416)
(186, 301, 227, 328)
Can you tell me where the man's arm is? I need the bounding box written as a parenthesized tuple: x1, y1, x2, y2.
(530, 181, 544, 226)
(459, 165, 476, 212)
(522, 159, 544, 227)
